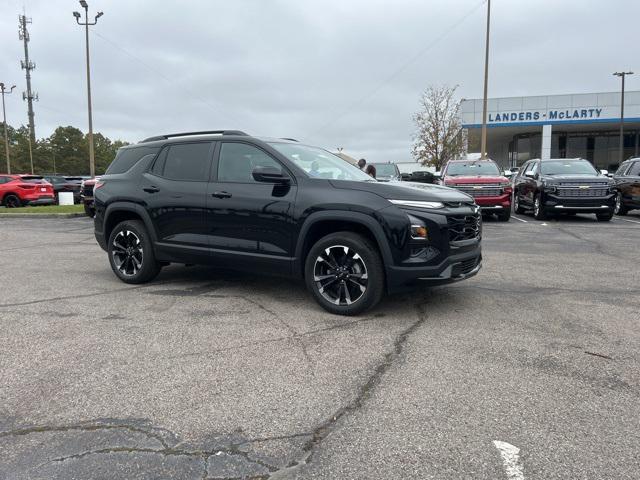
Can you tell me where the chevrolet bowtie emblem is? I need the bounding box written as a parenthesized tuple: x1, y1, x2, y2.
(578, 185, 590, 189)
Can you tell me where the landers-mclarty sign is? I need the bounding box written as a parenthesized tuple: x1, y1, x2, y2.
(489, 108, 603, 124)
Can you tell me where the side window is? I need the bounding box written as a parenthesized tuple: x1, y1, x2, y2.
(614, 162, 629, 176)
(161, 142, 212, 181)
(527, 162, 539, 176)
(629, 162, 640, 176)
(522, 162, 533, 175)
(217, 143, 282, 183)
(150, 148, 168, 176)
(0, 176, 8, 184)
(106, 146, 159, 174)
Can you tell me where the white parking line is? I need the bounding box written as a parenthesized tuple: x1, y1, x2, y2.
(493, 440, 525, 480)
(511, 215, 528, 223)
(614, 217, 640, 225)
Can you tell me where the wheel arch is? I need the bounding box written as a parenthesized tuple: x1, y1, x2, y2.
(294, 211, 394, 279)
(103, 203, 158, 246)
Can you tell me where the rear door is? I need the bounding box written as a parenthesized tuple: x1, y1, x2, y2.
(624, 161, 640, 208)
(514, 161, 530, 203)
(521, 161, 538, 205)
(205, 141, 297, 275)
(140, 141, 214, 261)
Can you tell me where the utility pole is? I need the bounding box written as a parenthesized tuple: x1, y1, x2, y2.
(74, 1, 103, 179)
(1, 83, 17, 174)
(19, 14, 38, 173)
(613, 71, 633, 164)
(480, 0, 491, 160)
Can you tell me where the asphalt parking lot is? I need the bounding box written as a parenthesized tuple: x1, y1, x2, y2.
(1, 213, 639, 479)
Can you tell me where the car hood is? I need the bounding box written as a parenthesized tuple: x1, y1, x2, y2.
(540, 174, 610, 183)
(444, 175, 509, 184)
(329, 180, 473, 203)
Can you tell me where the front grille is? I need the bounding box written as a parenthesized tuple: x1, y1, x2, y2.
(447, 214, 481, 243)
(452, 184, 503, 198)
(556, 187, 609, 197)
(452, 256, 481, 277)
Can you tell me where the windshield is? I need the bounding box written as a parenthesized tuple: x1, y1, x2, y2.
(446, 162, 500, 176)
(371, 164, 397, 177)
(540, 160, 598, 175)
(269, 143, 375, 181)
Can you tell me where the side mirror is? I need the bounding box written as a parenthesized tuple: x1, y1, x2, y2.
(252, 165, 290, 184)
(524, 171, 535, 178)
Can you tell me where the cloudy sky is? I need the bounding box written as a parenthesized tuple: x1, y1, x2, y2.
(0, 0, 637, 161)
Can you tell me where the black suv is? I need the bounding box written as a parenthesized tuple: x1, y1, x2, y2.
(94, 131, 482, 315)
(613, 158, 640, 215)
(513, 158, 615, 221)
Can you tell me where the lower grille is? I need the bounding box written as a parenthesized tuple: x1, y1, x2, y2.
(556, 187, 609, 197)
(452, 256, 480, 277)
(447, 214, 481, 243)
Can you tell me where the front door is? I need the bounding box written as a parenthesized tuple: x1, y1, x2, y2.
(205, 142, 297, 275)
(140, 141, 215, 262)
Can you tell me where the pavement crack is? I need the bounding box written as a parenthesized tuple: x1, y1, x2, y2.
(294, 303, 428, 466)
(162, 313, 384, 361)
(0, 422, 169, 449)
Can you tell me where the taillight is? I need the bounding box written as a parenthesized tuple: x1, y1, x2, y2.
(18, 184, 35, 190)
(94, 181, 105, 190)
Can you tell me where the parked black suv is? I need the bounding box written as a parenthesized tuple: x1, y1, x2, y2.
(94, 131, 482, 315)
(513, 158, 615, 221)
(613, 158, 640, 215)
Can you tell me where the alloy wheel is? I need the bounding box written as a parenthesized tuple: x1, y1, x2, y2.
(5, 195, 20, 208)
(111, 230, 144, 276)
(534, 197, 540, 216)
(614, 193, 621, 214)
(514, 194, 519, 211)
(313, 245, 368, 306)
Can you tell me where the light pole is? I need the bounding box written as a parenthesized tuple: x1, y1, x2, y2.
(1, 82, 16, 174)
(480, 0, 491, 160)
(73, 1, 103, 178)
(613, 71, 633, 164)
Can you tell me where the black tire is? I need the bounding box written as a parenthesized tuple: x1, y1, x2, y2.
(614, 192, 628, 216)
(596, 212, 613, 222)
(497, 209, 511, 222)
(107, 220, 161, 284)
(513, 192, 525, 214)
(304, 231, 384, 316)
(84, 202, 95, 218)
(3, 194, 22, 208)
(533, 193, 546, 220)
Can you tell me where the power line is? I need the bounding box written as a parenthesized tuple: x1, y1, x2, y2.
(303, 0, 486, 140)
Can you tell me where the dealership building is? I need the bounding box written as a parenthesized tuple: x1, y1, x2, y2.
(460, 91, 640, 171)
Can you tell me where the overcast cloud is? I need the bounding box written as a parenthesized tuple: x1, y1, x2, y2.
(0, 0, 637, 161)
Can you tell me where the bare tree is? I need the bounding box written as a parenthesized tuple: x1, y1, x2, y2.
(412, 85, 465, 169)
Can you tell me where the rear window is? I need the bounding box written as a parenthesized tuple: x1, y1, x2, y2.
(106, 146, 159, 175)
(153, 142, 213, 181)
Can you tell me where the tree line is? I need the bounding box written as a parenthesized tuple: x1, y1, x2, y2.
(0, 124, 129, 176)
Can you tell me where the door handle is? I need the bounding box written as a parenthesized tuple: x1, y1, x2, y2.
(143, 186, 160, 193)
(211, 191, 232, 199)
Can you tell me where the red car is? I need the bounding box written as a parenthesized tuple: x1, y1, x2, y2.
(441, 159, 512, 221)
(0, 174, 55, 208)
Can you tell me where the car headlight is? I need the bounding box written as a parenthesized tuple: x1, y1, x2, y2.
(543, 183, 557, 193)
(406, 214, 428, 240)
(389, 199, 444, 209)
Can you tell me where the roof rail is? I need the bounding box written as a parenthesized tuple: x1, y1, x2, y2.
(280, 137, 299, 142)
(140, 130, 249, 143)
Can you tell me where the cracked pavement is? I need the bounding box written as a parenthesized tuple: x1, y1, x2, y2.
(1, 215, 639, 479)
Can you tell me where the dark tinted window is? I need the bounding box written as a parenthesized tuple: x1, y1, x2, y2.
(629, 161, 640, 176)
(614, 162, 630, 176)
(218, 143, 281, 183)
(106, 146, 160, 175)
(0, 176, 10, 184)
(150, 148, 168, 176)
(162, 142, 212, 181)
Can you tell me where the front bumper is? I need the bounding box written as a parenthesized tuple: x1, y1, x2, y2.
(386, 240, 482, 292)
(543, 193, 615, 213)
(475, 193, 512, 211)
